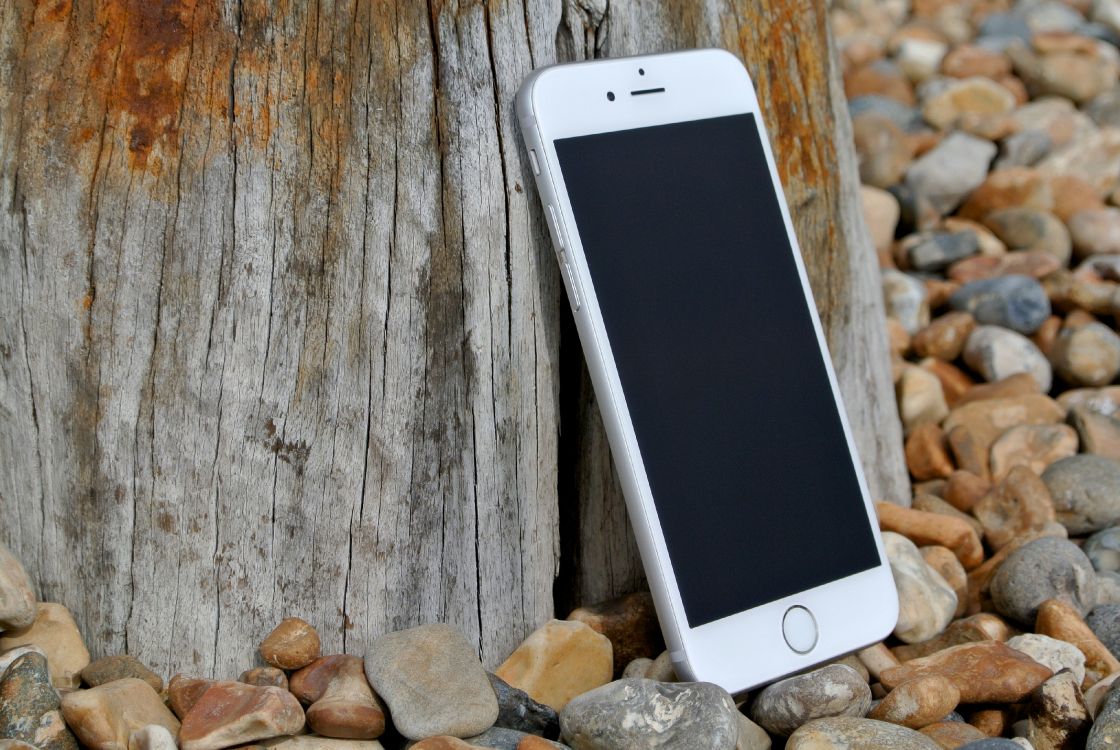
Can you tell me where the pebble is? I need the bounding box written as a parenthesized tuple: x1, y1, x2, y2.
(0, 603, 90, 690)
(880, 641, 1053, 703)
(906, 423, 955, 481)
(1039, 127, 1120, 197)
(0, 645, 45, 679)
(947, 274, 1051, 335)
(488, 673, 560, 739)
(897, 366, 951, 434)
(1086, 604, 1120, 658)
(853, 114, 914, 189)
(906, 231, 980, 272)
(643, 650, 677, 682)
(898, 38, 948, 83)
(983, 208, 1072, 264)
(60, 678, 180, 750)
(1070, 207, 1120, 257)
(259, 618, 320, 671)
(989, 426, 1077, 485)
(496, 619, 612, 712)
(848, 95, 925, 133)
(1035, 598, 1120, 684)
(920, 545, 969, 616)
(891, 613, 1010, 662)
(884, 269, 931, 334)
(167, 675, 215, 719)
(1027, 669, 1091, 750)
(919, 721, 987, 747)
(289, 655, 385, 739)
(959, 168, 1054, 222)
(558, 678, 738, 750)
(973, 465, 1058, 550)
(1010, 35, 1119, 103)
(1007, 634, 1087, 685)
(991, 537, 1098, 625)
(749, 664, 871, 737)
(240, 667, 288, 690)
(0, 741, 41, 750)
(178, 682, 305, 750)
(0, 651, 76, 750)
(845, 60, 917, 105)
(1085, 526, 1120, 571)
(1084, 671, 1120, 717)
(922, 77, 1017, 136)
(0, 543, 36, 632)
(905, 132, 997, 215)
(1042, 454, 1120, 533)
(912, 312, 976, 362)
(1050, 322, 1120, 387)
(785, 716, 940, 749)
(868, 674, 960, 729)
(620, 658, 652, 679)
(862, 185, 901, 256)
(463, 727, 568, 749)
(736, 713, 771, 750)
(1098, 570, 1120, 604)
(963, 326, 1053, 392)
(566, 591, 662, 679)
(262, 738, 386, 750)
(882, 531, 958, 644)
(1086, 682, 1120, 748)
(958, 741, 1028, 750)
(80, 655, 163, 692)
(878, 503, 984, 570)
(942, 45, 1013, 79)
(128, 725, 178, 750)
(1070, 407, 1120, 460)
(997, 129, 1054, 169)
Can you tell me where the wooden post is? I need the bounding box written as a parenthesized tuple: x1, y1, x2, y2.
(0, 0, 906, 676)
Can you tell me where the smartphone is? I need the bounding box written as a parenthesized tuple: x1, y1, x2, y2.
(516, 49, 898, 693)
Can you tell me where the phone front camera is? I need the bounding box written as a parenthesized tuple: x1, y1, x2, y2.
(639, 68, 645, 75)
(607, 91, 615, 101)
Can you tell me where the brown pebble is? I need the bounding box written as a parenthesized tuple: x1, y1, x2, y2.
(921, 546, 968, 618)
(906, 424, 956, 481)
(168, 674, 217, 719)
(869, 674, 960, 729)
(973, 465, 1057, 550)
(876, 502, 984, 570)
(410, 737, 476, 750)
(919, 720, 986, 747)
(1035, 598, 1120, 685)
(1033, 315, 1063, 356)
(259, 618, 321, 671)
(290, 655, 385, 739)
(892, 613, 1010, 662)
(239, 667, 288, 690)
(988, 425, 1077, 484)
(921, 359, 975, 407)
(567, 591, 665, 677)
(80, 655, 163, 693)
(857, 643, 901, 682)
(881, 641, 1052, 703)
(967, 707, 1010, 736)
(955, 372, 1042, 407)
(945, 470, 991, 513)
(178, 682, 305, 750)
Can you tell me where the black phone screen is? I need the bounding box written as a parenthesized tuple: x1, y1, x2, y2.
(554, 113, 881, 628)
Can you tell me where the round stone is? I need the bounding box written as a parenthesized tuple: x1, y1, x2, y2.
(1042, 454, 1120, 534)
(984, 207, 1072, 264)
(883, 269, 930, 334)
(786, 717, 940, 749)
(750, 664, 871, 737)
(1050, 322, 1120, 387)
(883, 532, 958, 644)
(1086, 604, 1120, 658)
(949, 274, 1051, 334)
(1085, 526, 1120, 571)
(905, 132, 997, 215)
(990, 537, 1099, 625)
(962, 325, 1053, 391)
(1006, 633, 1086, 685)
(259, 618, 321, 671)
(1069, 207, 1120, 257)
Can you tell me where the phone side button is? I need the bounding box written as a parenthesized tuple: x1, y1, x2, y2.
(528, 148, 541, 176)
(563, 260, 582, 312)
(546, 205, 566, 250)
(782, 606, 818, 654)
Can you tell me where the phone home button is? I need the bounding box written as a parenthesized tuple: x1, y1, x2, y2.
(782, 605, 818, 654)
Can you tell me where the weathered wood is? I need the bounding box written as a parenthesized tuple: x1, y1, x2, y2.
(0, 0, 906, 676)
(556, 0, 910, 609)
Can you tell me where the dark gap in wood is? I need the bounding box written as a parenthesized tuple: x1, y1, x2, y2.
(553, 301, 584, 617)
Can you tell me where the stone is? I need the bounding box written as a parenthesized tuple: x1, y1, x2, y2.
(566, 591, 662, 679)
(912, 495, 983, 539)
(962, 326, 1053, 392)
(906, 424, 955, 481)
(897, 366, 951, 434)
(240, 667, 288, 690)
(167, 675, 215, 719)
(1088, 686, 1120, 748)
(979, 12, 1034, 44)
(906, 132, 997, 215)
(643, 651, 677, 682)
(863, 186, 901, 256)
(1070, 207, 1120, 257)
(922, 77, 1017, 137)
(0, 604, 90, 690)
(496, 620, 611, 712)
(749, 664, 871, 737)
(0, 544, 36, 632)
(129, 725, 178, 750)
(1070, 405, 1120, 460)
(845, 61, 917, 106)
(785, 717, 939, 749)
(462, 727, 567, 749)
(891, 613, 1011, 662)
(1042, 454, 1120, 534)
(848, 96, 924, 133)
(178, 682, 305, 750)
(60, 679, 180, 750)
(1007, 634, 1087, 685)
(1052, 174, 1110, 222)
(924, 360, 975, 409)
(1039, 127, 1120, 197)
(289, 655, 384, 740)
(1086, 604, 1120, 659)
(996, 129, 1053, 170)
(260, 739, 384, 750)
(959, 168, 1054, 222)
(968, 529, 1070, 615)
(913, 313, 976, 363)
(946, 471, 993, 513)
(1085, 527, 1120, 572)
(620, 658, 652, 679)
(869, 674, 960, 729)
(949, 251, 1062, 285)
(735, 713, 771, 750)
(880, 641, 1053, 704)
(920, 721, 987, 747)
(259, 618, 320, 671)
(906, 231, 980, 272)
(898, 38, 949, 84)
(974, 466, 1058, 549)
(366, 623, 498, 740)
(0, 646, 45, 679)
(877, 503, 984, 570)
(559, 678, 738, 750)
(1084, 671, 1120, 717)
(854, 114, 914, 189)
(411, 739, 476, 750)
(958, 741, 1024, 750)
(983, 208, 1072, 264)
(0, 651, 76, 750)
(1026, 669, 1091, 749)
(1011, 99, 1097, 153)
(991, 538, 1098, 625)
(1036, 598, 1120, 684)
(488, 673, 560, 739)
(80, 655, 163, 693)
(1099, 570, 1120, 605)
(1050, 323, 1120, 387)
(942, 45, 1013, 79)
(882, 532, 958, 644)
(1010, 35, 1119, 103)
(0, 741, 40, 750)
(920, 545, 968, 617)
(989, 428, 1077, 485)
(884, 269, 931, 334)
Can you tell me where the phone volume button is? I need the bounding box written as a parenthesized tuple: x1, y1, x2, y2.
(563, 260, 582, 312)
(546, 205, 566, 250)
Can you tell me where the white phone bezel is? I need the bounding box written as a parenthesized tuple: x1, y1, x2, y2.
(517, 49, 898, 694)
